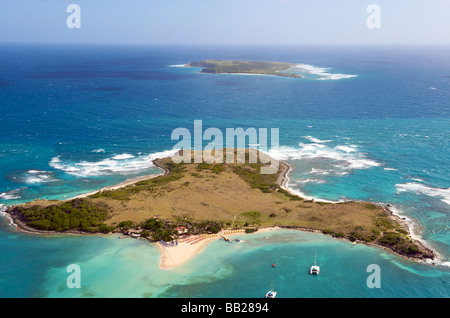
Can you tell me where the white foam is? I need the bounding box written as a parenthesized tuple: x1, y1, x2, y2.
(384, 204, 449, 266)
(310, 168, 330, 175)
(303, 136, 332, 143)
(92, 148, 105, 153)
(299, 178, 327, 184)
(334, 145, 357, 153)
(50, 156, 61, 163)
(396, 182, 450, 206)
(267, 140, 381, 172)
(261, 139, 381, 203)
(21, 170, 56, 184)
(27, 170, 43, 174)
(49, 149, 178, 177)
(0, 189, 22, 200)
(275, 163, 338, 203)
(294, 63, 358, 80)
(111, 153, 135, 160)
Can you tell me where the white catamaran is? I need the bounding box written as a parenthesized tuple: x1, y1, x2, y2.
(310, 249, 320, 275)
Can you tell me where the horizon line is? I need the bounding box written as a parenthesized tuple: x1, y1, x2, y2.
(1, 41, 450, 47)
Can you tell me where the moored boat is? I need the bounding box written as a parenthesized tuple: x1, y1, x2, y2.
(265, 290, 277, 298)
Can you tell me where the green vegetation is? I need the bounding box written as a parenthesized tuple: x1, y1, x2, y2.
(277, 188, 303, 201)
(90, 161, 186, 200)
(197, 162, 212, 171)
(322, 229, 346, 238)
(189, 60, 303, 78)
(197, 162, 224, 174)
(281, 207, 292, 213)
(10, 198, 110, 232)
(232, 164, 279, 193)
(240, 211, 262, 226)
(117, 220, 134, 229)
(212, 163, 224, 174)
(379, 232, 420, 255)
(141, 218, 175, 241)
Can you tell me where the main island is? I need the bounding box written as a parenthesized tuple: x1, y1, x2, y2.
(5, 149, 435, 269)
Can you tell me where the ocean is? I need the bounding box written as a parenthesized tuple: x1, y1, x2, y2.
(0, 43, 449, 298)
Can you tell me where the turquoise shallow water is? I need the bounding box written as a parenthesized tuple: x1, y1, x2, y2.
(0, 44, 449, 297)
(1, 221, 448, 298)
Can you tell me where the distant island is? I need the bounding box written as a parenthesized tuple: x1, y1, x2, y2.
(187, 60, 303, 78)
(5, 149, 435, 264)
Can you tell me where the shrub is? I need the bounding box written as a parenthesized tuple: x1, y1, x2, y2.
(118, 220, 134, 229)
(212, 164, 224, 174)
(197, 162, 212, 170)
(13, 198, 110, 232)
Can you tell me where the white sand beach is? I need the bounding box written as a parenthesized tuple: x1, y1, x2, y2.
(156, 228, 280, 270)
(69, 173, 162, 200)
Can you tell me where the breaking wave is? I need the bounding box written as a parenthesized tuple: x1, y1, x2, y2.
(49, 150, 178, 178)
(396, 182, 450, 206)
(266, 138, 381, 172)
(294, 63, 358, 80)
(0, 188, 23, 200)
(22, 170, 57, 184)
(261, 136, 382, 202)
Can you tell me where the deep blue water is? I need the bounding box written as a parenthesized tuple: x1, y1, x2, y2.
(0, 44, 449, 297)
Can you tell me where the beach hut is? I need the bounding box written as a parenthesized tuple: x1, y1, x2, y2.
(175, 226, 188, 235)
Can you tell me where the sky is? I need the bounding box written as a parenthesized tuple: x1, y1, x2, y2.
(0, 0, 449, 45)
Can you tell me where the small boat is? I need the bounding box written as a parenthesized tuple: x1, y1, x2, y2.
(310, 249, 320, 275)
(265, 277, 276, 298)
(224, 237, 232, 243)
(235, 238, 240, 242)
(265, 290, 277, 298)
